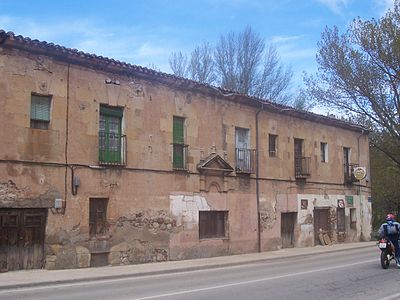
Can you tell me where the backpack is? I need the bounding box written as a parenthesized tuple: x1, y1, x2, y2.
(384, 223, 400, 236)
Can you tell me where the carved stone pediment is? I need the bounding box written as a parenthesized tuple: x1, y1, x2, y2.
(197, 153, 234, 175)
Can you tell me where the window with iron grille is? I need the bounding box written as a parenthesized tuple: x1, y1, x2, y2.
(30, 94, 51, 129)
(99, 105, 124, 164)
(337, 207, 345, 232)
(173, 116, 187, 169)
(89, 198, 108, 237)
(320, 142, 328, 163)
(199, 211, 228, 239)
(269, 134, 278, 157)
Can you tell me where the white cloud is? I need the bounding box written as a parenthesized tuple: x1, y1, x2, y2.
(268, 35, 316, 61)
(316, 0, 349, 14)
(270, 35, 303, 44)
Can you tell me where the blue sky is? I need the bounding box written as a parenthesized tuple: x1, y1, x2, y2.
(0, 0, 395, 90)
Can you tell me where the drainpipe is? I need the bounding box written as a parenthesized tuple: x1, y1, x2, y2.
(255, 103, 264, 252)
(357, 129, 365, 240)
(63, 63, 71, 213)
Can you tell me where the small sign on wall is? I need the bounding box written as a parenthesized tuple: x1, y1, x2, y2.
(338, 199, 345, 208)
(345, 195, 354, 205)
(301, 199, 308, 209)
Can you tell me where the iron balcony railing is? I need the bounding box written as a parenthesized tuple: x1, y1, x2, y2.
(344, 163, 359, 184)
(98, 132, 127, 166)
(235, 148, 256, 174)
(295, 156, 311, 178)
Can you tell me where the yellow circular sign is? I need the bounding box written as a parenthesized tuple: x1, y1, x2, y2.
(353, 167, 367, 180)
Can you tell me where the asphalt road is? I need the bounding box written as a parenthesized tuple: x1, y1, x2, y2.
(0, 246, 398, 300)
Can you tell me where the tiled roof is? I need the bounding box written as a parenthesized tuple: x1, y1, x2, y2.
(0, 29, 369, 134)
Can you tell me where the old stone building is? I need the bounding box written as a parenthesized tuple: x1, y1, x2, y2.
(0, 30, 371, 271)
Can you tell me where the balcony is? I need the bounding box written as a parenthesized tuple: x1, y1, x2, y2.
(98, 132, 126, 166)
(344, 163, 359, 184)
(235, 148, 256, 174)
(295, 156, 311, 179)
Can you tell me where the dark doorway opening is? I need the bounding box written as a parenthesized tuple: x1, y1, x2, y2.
(281, 212, 297, 248)
(314, 208, 330, 245)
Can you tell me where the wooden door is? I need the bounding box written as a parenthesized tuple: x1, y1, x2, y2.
(314, 208, 329, 245)
(281, 212, 297, 248)
(0, 209, 46, 272)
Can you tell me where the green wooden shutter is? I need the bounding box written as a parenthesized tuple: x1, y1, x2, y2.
(173, 117, 185, 168)
(173, 117, 184, 144)
(99, 105, 123, 164)
(31, 95, 51, 121)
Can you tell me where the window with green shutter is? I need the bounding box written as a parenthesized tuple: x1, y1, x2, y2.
(173, 117, 186, 169)
(30, 94, 51, 129)
(99, 105, 125, 165)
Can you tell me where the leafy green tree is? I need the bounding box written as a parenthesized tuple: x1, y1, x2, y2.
(304, 1, 400, 168)
(371, 146, 400, 230)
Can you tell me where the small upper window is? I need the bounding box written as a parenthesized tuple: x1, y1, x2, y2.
(320, 142, 328, 163)
(269, 134, 278, 157)
(30, 94, 51, 129)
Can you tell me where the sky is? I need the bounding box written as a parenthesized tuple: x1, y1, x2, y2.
(0, 0, 395, 91)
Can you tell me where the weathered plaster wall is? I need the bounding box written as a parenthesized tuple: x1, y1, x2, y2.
(296, 193, 372, 246)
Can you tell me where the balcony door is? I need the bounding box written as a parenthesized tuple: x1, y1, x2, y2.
(235, 128, 251, 172)
(294, 138, 303, 176)
(99, 105, 123, 164)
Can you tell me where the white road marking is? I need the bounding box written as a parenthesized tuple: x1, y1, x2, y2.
(0, 258, 376, 297)
(380, 292, 400, 300)
(131, 259, 376, 300)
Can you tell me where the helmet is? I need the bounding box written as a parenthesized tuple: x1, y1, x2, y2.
(386, 214, 396, 221)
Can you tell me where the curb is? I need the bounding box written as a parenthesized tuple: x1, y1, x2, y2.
(0, 242, 376, 290)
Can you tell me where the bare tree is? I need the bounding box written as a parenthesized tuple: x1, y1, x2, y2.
(214, 31, 238, 90)
(215, 26, 265, 94)
(169, 26, 293, 104)
(253, 45, 293, 104)
(169, 51, 188, 78)
(214, 26, 292, 103)
(304, 1, 400, 167)
(188, 42, 216, 84)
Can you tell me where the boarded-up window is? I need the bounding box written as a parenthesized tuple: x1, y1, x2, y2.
(30, 94, 51, 129)
(199, 211, 227, 239)
(337, 207, 345, 232)
(269, 134, 278, 157)
(89, 198, 108, 237)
